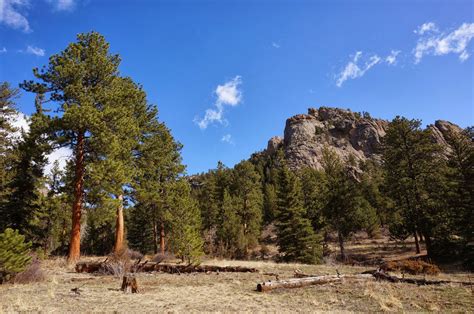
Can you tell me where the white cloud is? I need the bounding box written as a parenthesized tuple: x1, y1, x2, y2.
(44, 146, 71, 176)
(8, 112, 71, 175)
(414, 22, 438, 35)
(0, 47, 6, 53)
(26, 45, 45, 56)
(414, 22, 474, 63)
(46, 0, 75, 11)
(9, 112, 30, 141)
(195, 76, 242, 129)
(385, 50, 400, 65)
(0, 0, 31, 32)
(221, 134, 234, 145)
(336, 52, 381, 87)
(272, 42, 280, 48)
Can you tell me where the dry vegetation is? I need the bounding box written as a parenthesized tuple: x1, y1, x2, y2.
(1, 238, 473, 312)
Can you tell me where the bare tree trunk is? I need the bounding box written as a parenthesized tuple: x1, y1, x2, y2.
(424, 233, 433, 257)
(152, 219, 158, 254)
(160, 220, 165, 254)
(414, 231, 420, 254)
(338, 231, 346, 261)
(68, 132, 85, 265)
(114, 194, 125, 254)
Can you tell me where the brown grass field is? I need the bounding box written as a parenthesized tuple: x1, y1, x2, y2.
(1, 237, 473, 312)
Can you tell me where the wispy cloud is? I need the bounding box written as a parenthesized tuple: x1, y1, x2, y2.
(194, 76, 242, 129)
(25, 45, 45, 56)
(0, 0, 78, 32)
(0, 47, 7, 53)
(46, 0, 76, 12)
(0, 0, 31, 32)
(336, 52, 381, 87)
(414, 22, 438, 35)
(272, 42, 280, 48)
(414, 22, 474, 63)
(221, 134, 234, 145)
(385, 50, 400, 65)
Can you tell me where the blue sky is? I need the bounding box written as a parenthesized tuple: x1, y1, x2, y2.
(1, 0, 473, 174)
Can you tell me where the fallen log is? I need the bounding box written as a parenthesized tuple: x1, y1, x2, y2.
(75, 261, 258, 274)
(257, 275, 344, 292)
(371, 270, 473, 286)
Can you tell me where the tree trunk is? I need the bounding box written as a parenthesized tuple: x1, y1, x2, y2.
(67, 132, 85, 265)
(114, 194, 125, 254)
(414, 231, 421, 254)
(424, 233, 433, 257)
(152, 219, 158, 254)
(338, 231, 346, 261)
(160, 220, 165, 254)
(257, 275, 344, 292)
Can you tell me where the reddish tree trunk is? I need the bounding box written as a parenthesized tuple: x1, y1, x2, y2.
(152, 218, 158, 254)
(160, 221, 165, 254)
(114, 194, 125, 253)
(67, 132, 85, 265)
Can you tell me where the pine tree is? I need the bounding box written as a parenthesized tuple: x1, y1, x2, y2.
(216, 190, 242, 257)
(21, 32, 146, 263)
(131, 107, 185, 254)
(0, 82, 21, 232)
(275, 164, 322, 264)
(167, 180, 203, 264)
(0, 228, 32, 282)
(230, 161, 263, 258)
(382, 117, 447, 256)
(320, 147, 375, 260)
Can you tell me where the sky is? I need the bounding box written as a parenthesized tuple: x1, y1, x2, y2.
(1, 0, 473, 175)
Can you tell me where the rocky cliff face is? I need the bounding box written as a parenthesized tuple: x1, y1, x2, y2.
(266, 107, 461, 170)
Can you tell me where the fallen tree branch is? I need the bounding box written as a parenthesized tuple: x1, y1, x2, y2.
(257, 269, 472, 292)
(257, 275, 344, 292)
(76, 261, 257, 274)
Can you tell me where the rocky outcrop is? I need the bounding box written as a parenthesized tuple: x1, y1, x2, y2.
(428, 120, 463, 147)
(266, 107, 461, 171)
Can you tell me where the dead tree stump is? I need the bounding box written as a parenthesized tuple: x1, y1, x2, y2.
(121, 275, 139, 293)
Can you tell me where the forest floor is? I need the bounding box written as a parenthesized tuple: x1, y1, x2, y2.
(1, 236, 473, 312)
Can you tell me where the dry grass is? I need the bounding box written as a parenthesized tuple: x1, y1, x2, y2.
(0, 256, 472, 312)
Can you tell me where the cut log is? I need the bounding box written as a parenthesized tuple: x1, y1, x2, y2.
(257, 275, 344, 292)
(75, 262, 258, 274)
(121, 275, 139, 293)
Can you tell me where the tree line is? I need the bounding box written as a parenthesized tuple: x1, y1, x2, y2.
(192, 120, 473, 266)
(1, 32, 472, 271)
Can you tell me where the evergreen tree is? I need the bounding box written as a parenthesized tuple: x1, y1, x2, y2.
(0, 228, 32, 282)
(167, 179, 203, 264)
(230, 161, 263, 258)
(275, 164, 322, 264)
(21, 32, 145, 263)
(382, 117, 447, 256)
(216, 189, 242, 257)
(131, 106, 185, 254)
(320, 147, 375, 260)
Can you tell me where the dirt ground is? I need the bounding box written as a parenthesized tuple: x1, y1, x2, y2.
(1, 237, 473, 312)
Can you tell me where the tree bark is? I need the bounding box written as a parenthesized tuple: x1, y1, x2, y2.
(114, 194, 125, 254)
(160, 220, 165, 254)
(152, 219, 158, 254)
(414, 231, 421, 254)
(67, 132, 85, 265)
(338, 232, 346, 261)
(257, 275, 344, 292)
(424, 233, 433, 257)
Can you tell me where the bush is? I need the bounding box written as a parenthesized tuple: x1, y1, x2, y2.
(0, 228, 32, 283)
(152, 252, 175, 264)
(13, 257, 46, 284)
(102, 249, 131, 277)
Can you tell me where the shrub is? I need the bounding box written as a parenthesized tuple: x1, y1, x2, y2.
(152, 252, 175, 264)
(102, 249, 131, 277)
(13, 257, 46, 284)
(127, 249, 144, 260)
(0, 228, 32, 283)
